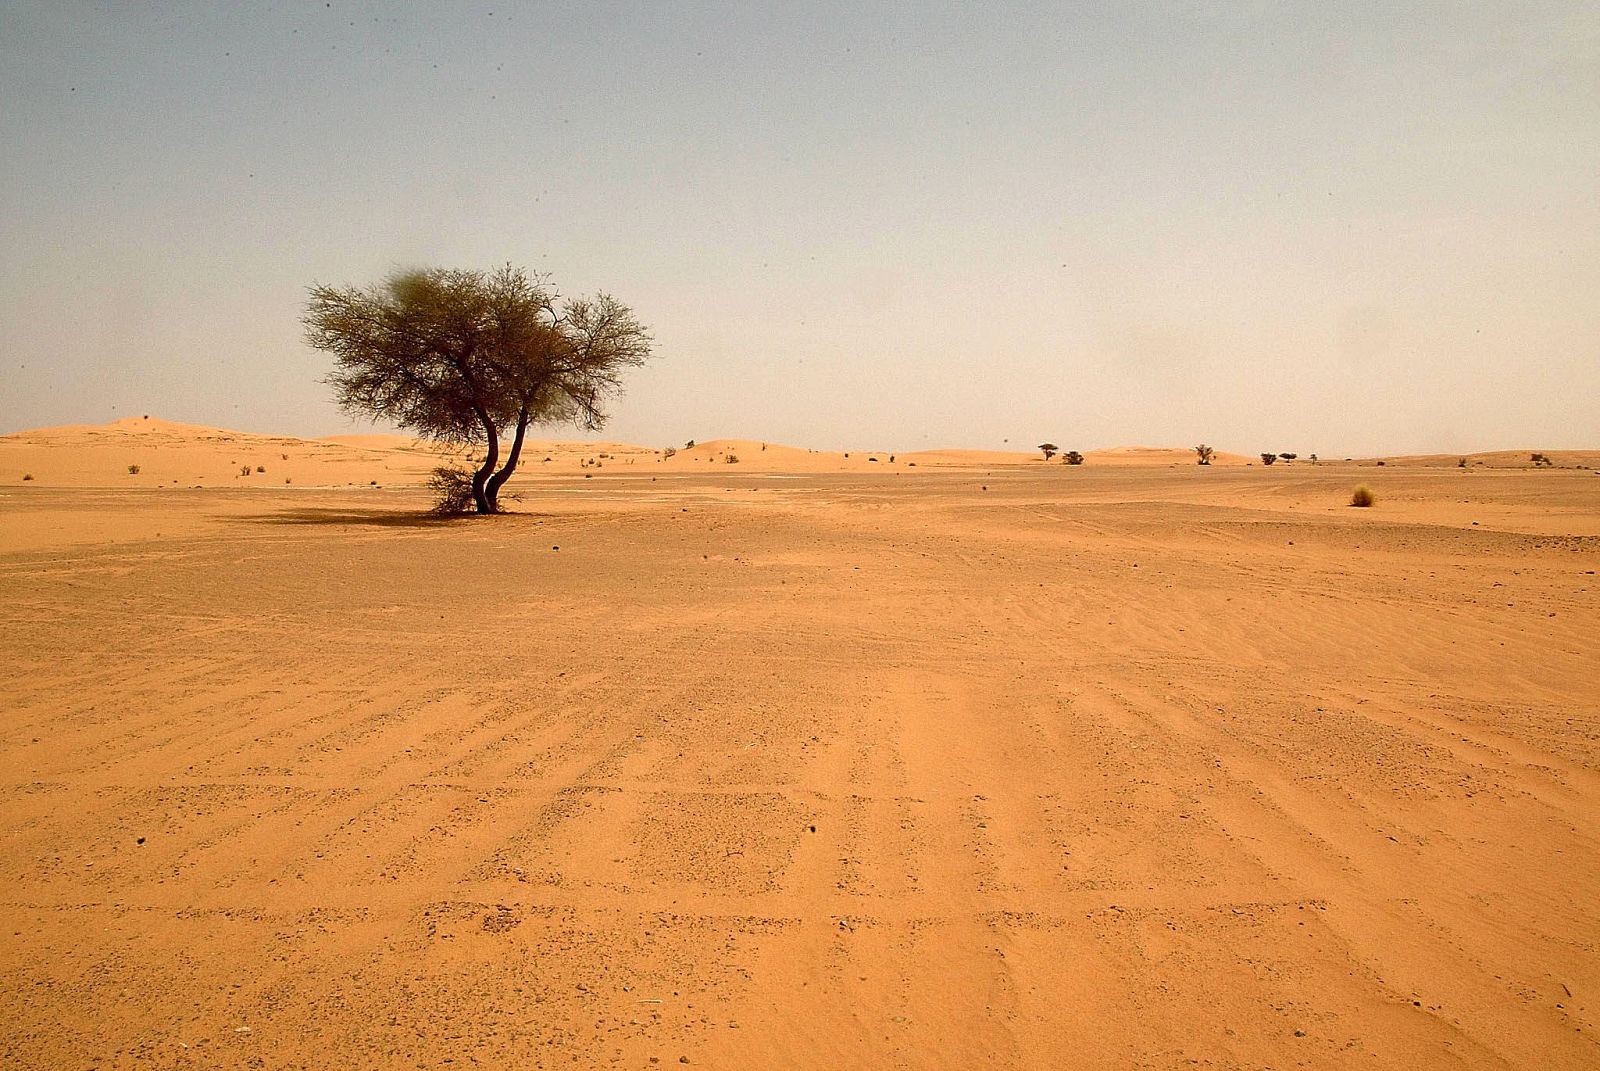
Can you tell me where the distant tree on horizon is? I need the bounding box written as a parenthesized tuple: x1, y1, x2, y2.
(1064, 450, 1084, 465)
(303, 264, 651, 514)
(1037, 443, 1058, 461)
(1195, 444, 1215, 465)
(1260, 452, 1277, 465)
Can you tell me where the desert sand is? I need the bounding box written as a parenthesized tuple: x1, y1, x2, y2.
(2, 419, 1598, 1069)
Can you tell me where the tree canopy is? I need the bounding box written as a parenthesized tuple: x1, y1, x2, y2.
(303, 265, 651, 513)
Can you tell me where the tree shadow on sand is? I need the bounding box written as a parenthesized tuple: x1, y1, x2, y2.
(231, 507, 555, 529)
(228, 507, 455, 529)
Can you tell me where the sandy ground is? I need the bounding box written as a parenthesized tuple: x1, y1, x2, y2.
(2, 433, 1599, 1069)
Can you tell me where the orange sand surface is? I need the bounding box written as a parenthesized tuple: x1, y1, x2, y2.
(3, 423, 1599, 1069)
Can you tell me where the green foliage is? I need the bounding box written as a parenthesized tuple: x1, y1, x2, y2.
(304, 264, 651, 513)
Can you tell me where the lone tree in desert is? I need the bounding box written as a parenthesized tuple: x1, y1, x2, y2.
(1037, 443, 1058, 461)
(1194, 444, 1215, 465)
(304, 265, 651, 514)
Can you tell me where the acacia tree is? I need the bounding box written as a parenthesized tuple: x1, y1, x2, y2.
(304, 265, 651, 513)
(1037, 442, 1058, 461)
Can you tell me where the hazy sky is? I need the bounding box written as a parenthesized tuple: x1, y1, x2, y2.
(3, 2, 1597, 455)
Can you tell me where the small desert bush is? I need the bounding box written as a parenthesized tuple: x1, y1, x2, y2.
(256, 465, 266, 473)
(1194, 444, 1214, 465)
(1064, 451, 1084, 465)
(127, 464, 141, 475)
(428, 466, 474, 515)
(725, 453, 740, 464)
(1260, 453, 1277, 465)
(662, 446, 676, 458)
(22, 473, 34, 481)
(1350, 484, 1375, 508)
(240, 465, 251, 476)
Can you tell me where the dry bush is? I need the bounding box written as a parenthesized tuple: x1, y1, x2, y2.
(1350, 484, 1375, 507)
(428, 466, 475, 515)
(22, 473, 34, 481)
(127, 464, 141, 474)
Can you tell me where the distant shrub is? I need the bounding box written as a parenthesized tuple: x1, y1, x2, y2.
(1350, 485, 1375, 508)
(22, 473, 33, 481)
(1194, 444, 1215, 465)
(1458, 457, 1468, 468)
(1309, 454, 1318, 464)
(1279, 452, 1297, 461)
(725, 454, 739, 464)
(685, 440, 695, 448)
(662, 446, 676, 458)
(1260, 453, 1277, 465)
(256, 465, 266, 473)
(240, 465, 251, 476)
(428, 466, 474, 514)
(127, 464, 141, 475)
(889, 455, 895, 463)
(1037, 443, 1058, 461)
(1064, 451, 1084, 465)
(281, 453, 289, 461)
(1531, 453, 1551, 467)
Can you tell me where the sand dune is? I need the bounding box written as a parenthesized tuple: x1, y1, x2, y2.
(3, 443, 1598, 1068)
(9, 418, 1594, 492)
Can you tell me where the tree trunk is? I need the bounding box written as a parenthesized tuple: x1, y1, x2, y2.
(484, 407, 530, 514)
(472, 411, 500, 513)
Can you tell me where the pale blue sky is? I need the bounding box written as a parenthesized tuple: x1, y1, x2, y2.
(3, 1, 1597, 454)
